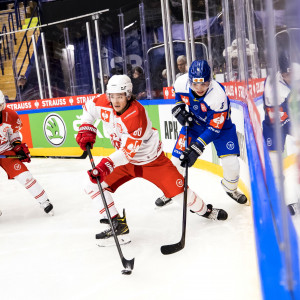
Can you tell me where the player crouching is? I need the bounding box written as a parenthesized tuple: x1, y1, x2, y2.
(76, 75, 228, 247)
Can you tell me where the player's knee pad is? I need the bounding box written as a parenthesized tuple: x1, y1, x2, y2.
(171, 156, 185, 175)
(221, 155, 240, 191)
(14, 171, 33, 186)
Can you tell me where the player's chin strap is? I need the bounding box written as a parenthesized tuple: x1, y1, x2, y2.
(161, 123, 189, 255)
(86, 144, 134, 273)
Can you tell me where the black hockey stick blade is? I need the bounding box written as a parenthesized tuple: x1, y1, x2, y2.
(122, 257, 135, 270)
(0, 151, 87, 159)
(160, 126, 189, 256)
(161, 241, 184, 255)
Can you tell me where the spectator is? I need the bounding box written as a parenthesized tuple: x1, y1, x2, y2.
(97, 74, 110, 94)
(132, 66, 146, 100)
(17, 75, 27, 92)
(103, 74, 109, 91)
(162, 69, 168, 87)
(127, 64, 133, 78)
(16, 75, 28, 101)
(176, 55, 188, 79)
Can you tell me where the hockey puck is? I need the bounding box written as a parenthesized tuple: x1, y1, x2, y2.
(121, 269, 132, 275)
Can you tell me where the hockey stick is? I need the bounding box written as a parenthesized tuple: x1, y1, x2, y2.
(0, 151, 87, 159)
(86, 144, 135, 273)
(161, 126, 189, 255)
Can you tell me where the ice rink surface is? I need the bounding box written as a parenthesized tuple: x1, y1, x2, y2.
(0, 157, 265, 300)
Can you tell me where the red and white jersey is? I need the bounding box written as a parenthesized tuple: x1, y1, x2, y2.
(81, 94, 162, 167)
(0, 107, 22, 154)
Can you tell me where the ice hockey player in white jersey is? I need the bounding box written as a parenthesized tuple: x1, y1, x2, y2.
(0, 90, 53, 215)
(263, 52, 299, 215)
(76, 74, 228, 246)
(155, 60, 247, 207)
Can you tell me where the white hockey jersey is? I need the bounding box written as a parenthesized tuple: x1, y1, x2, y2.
(81, 94, 162, 167)
(263, 72, 290, 125)
(0, 107, 22, 154)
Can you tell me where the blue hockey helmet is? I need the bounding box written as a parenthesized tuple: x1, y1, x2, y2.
(188, 60, 211, 84)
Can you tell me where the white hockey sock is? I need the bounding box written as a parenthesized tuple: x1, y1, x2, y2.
(84, 181, 118, 219)
(14, 171, 49, 204)
(173, 188, 207, 215)
(221, 177, 239, 192)
(221, 155, 240, 192)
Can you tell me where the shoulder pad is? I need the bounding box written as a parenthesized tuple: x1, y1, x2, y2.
(203, 80, 228, 111)
(174, 73, 189, 94)
(121, 101, 148, 138)
(93, 93, 111, 108)
(3, 107, 22, 130)
(264, 73, 291, 106)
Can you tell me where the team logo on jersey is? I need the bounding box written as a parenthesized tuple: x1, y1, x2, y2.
(181, 95, 190, 105)
(117, 123, 123, 133)
(123, 138, 142, 159)
(175, 134, 186, 151)
(226, 141, 235, 151)
(209, 112, 227, 129)
(14, 163, 21, 170)
(266, 107, 288, 123)
(43, 113, 66, 147)
(176, 179, 184, 188)
(193, 105, 198, 111)
(101, 109, 110, 122)
(201, 103, 207, 112)
(110, 133, 121, 149)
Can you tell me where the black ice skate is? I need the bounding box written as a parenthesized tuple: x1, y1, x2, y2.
(287, 202, 300, 216)
(40, 199, 54, 215)
(96, 209, 131, 247)
(226, 190, 247, 204)
(191, 204, 228, 220)
(155, 195, 172, 207)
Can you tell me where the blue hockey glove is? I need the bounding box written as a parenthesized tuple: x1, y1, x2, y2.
(172, 105, 193, 126)
(179, 142, 204, 167)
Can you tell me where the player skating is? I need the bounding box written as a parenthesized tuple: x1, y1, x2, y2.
(0, 91, 53, 215)
(156, 60, 248, 207)
(262, 51, 299, 215)
(76, 75, 228, 246)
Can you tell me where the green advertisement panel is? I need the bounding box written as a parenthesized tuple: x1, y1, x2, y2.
(28, 105, 160, 148)
(144, 105, 161, 139)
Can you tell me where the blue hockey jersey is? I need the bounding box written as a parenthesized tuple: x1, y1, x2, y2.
(173, 73, 233, 147)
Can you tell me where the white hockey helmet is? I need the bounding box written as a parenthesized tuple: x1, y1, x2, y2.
(106, 75, 133, 97)
(0, 90, 5, 111)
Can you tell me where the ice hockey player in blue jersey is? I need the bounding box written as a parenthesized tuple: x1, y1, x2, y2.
(156, 60, 247, 207)
(262, 51, 299, 215)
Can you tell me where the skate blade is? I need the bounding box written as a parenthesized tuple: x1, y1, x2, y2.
(155, 200, 173, 210)
(97, 235, 131, 247)
(46, 211, 54, 216)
